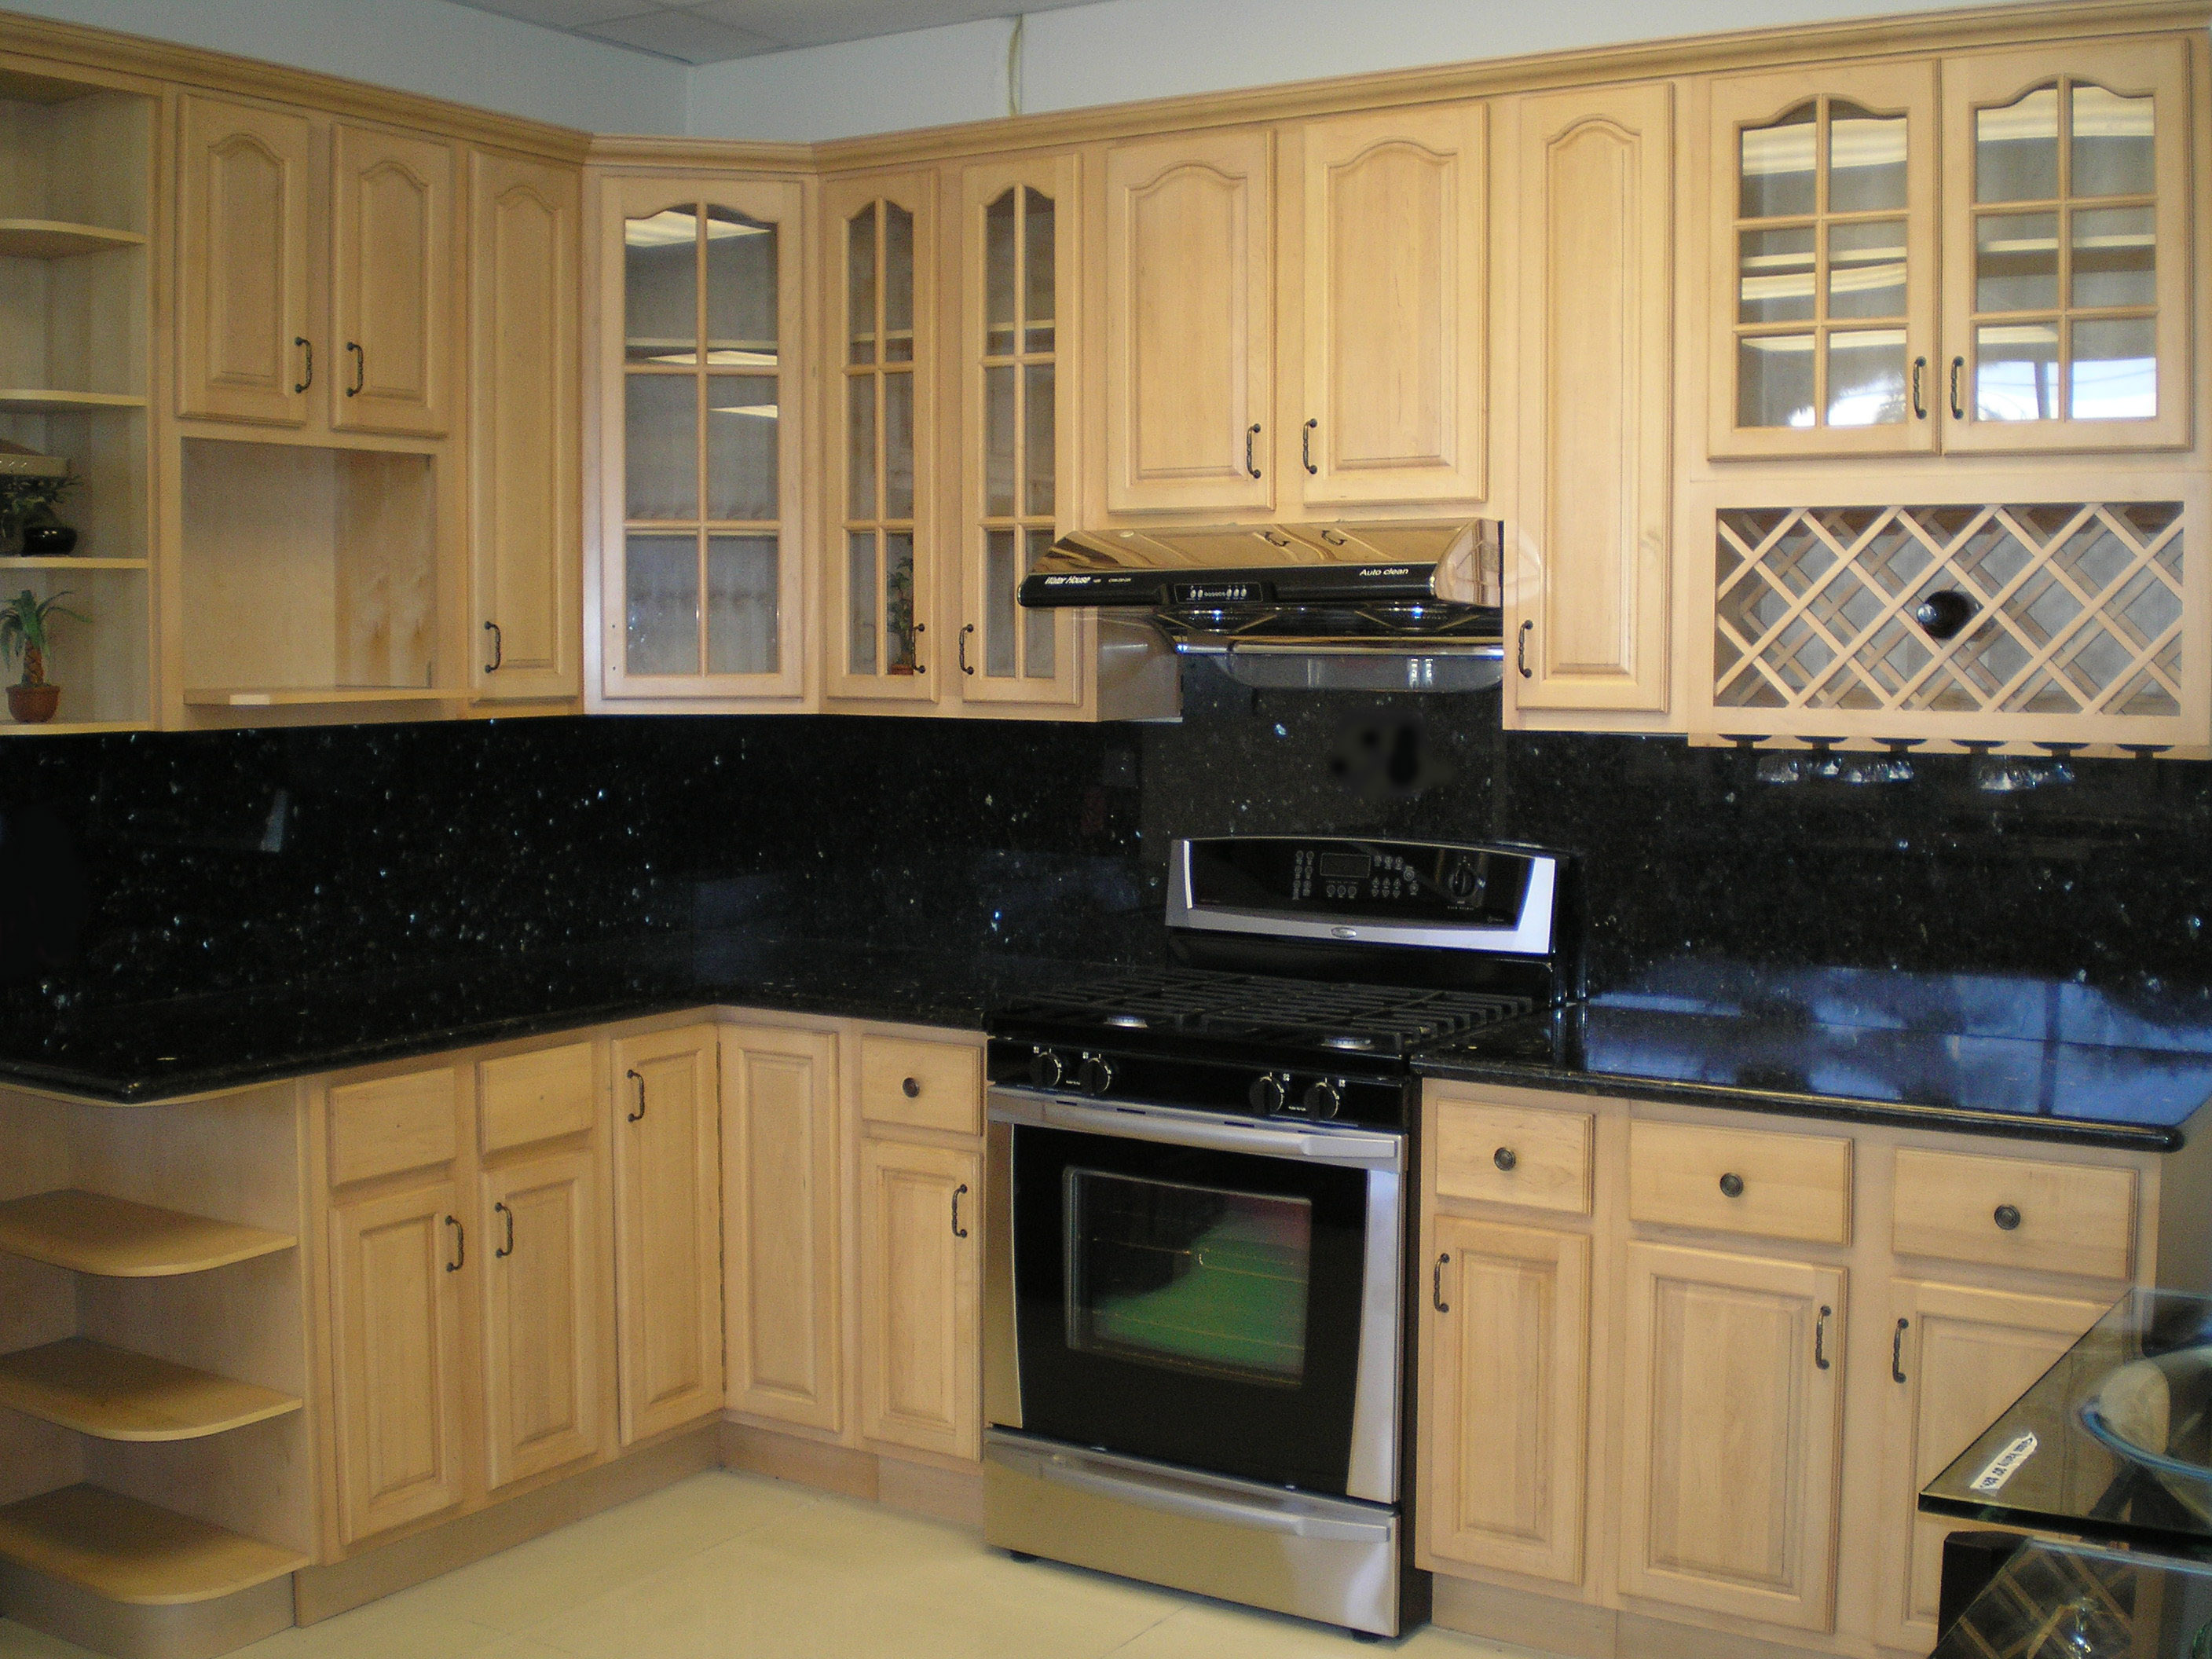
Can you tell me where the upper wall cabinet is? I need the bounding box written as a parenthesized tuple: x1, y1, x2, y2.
(330, 123, 456, 438)
(1709, 38, 2192, 460)
(1298, 104, 1487, 506)
(824, 170, 938, 702)
(597, 174, 806, 707)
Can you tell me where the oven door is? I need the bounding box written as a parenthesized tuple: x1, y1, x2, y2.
(985, 1086, 1402, 1503)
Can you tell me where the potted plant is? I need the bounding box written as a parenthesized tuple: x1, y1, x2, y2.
(0, 471, 80, 558)
(0, 588, 85, 723)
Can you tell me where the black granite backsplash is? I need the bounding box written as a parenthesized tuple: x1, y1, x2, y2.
(2, 661, 2210, 1015)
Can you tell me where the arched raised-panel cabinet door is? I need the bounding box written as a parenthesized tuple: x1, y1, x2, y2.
(1102, 129, 1274, 515)
(1708, 63, 1939, 460)
(482, 1146, 602, 1490)
(825, 170, 939, 705)
(1507, 84, 1674, 718)
(471, 150, 580, 701)
(177, 95, 313, 427)
(1939, 38, 2192, 453)
(1298, 104, 1487, 506)
(331, 123, 455, 437)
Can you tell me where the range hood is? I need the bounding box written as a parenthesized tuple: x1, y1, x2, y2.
(1018, 519, 1505, 692)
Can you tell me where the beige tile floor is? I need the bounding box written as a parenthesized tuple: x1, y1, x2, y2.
(0, 1472, 1529, 1659)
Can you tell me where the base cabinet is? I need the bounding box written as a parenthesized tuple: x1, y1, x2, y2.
(482, 1148, 602, 1490)
(858, 1137, 981, 1461)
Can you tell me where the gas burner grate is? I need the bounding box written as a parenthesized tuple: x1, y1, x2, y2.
(1001, 970, 1535, 1057)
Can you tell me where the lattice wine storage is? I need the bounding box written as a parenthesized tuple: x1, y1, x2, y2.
(1709, 502, 2199, 753)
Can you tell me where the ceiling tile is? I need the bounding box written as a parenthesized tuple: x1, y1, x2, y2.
(451, 0, 650, 28)
(577, 8, 783, 61)
(692, 0, 1089, 49)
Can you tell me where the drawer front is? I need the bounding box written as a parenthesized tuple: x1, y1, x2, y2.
(859, 1035, 981, 1135)
(328, 1068, 457, 1187)
(1893, 1148, 2137, 1280)
(1628, 1119, 1853, 1244)
(479, 1041, 596, 1154)
(1434, 1096, 1594, 1215)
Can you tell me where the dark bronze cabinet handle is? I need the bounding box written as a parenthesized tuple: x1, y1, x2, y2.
(1893, 1317, 1910, 1383)
(912, 621, 926, 675)
(294, 336, 313, 394)
(346, 341, 365, 397)
(445, 1214, 463, 1272)
(951, 1182, 969, 1239)
(1910, 357, 1928, 419)
(494, 1200, 514, 1258)
(1815, 1305, 1833, 1370)
(1950, 356, 1966, 419)
(1719, 1171, 1745, 1199)
(1302, 418, 1318, 475)
(1245, 423, 1262, 480)
(959, 623, 975, 676)
(903, 1076, 921, 1098)
(1433, 1251, 1450, 1314)
(1994, 1203, 2022, 1232)
(482, 620, 503, 673)
(625, 1067, 646, 1123)
(1493, 1146, 1518, 1173)
(1516, 619, 1533, 679)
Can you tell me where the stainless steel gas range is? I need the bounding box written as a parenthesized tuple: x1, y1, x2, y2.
(981, 834, 1580, 1637)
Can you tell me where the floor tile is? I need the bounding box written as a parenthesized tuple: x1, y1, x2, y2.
(0, 1621, 94, 1659)
(1108, 1599, 1522, 1657)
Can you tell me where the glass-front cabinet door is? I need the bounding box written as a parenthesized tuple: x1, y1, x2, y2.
(958, 156, 1081, 710)
(599, 175, 804, 705)
(1940, 39, 2191, 453)
(1708, 64, 1938, 459)
(825, 170, 937, 704)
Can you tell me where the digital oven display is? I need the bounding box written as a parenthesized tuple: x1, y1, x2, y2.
(1317, 852, 1372, 882)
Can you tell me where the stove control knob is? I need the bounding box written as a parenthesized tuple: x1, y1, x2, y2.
(1027, 1049, 1065, 1090)
(1302, 1079, 1343, 1120)
(1078, 1054, 1115, 1096)
(1445, 855, 1482, 902)
(1248, 1074, 1287, 1115)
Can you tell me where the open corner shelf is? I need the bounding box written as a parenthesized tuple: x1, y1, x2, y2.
(0, 1485, 306, 1606)
(0, 557, 150, 571)
(0, 389, 145, 414)
(182, 687, 458, 709)
(0, 720, 150, 737)
(0, 1190, 295, 1277)
(0, 219, 146, 260)
(0, 1339, 302, 1442)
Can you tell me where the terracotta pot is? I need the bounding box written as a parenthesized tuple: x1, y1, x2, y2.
(8, 683, 60, 723)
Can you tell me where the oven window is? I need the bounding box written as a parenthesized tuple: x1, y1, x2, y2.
(1063, 1169, 1312, 1386)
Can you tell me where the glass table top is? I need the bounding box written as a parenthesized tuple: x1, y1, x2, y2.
(1923, 1289, 2212, 1556)
(1932, 1537, 2212, 1658)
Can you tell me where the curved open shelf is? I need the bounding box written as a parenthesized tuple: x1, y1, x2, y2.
(183, 687, 458, 708)
(0, 1485, 306, 1606)
(0, 219, 146, 259)
(0, 389, 145, 413)
(0, 1339, 302, 1441)
(0, 1190, 295, 1276)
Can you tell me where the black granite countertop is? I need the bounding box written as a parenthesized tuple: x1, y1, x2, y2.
(0, 931, 1119, 1104)
(1419, 960, 2212, 1151)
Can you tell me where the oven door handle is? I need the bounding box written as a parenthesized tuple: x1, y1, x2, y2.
(1023, 1451, 1393, 1544)
(994, 1091, 1401, 1171)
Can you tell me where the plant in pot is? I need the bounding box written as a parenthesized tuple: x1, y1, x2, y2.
(0, 471, 80, 558)
(0, 588, 85, 723)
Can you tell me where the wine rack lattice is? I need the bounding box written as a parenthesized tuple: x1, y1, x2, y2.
(1715, 503, 2184, 720)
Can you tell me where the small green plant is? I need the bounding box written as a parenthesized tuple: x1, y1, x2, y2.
(0, 589, 85, 687)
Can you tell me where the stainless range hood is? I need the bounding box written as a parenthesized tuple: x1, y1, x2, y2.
(1017, 519, 1505, 692)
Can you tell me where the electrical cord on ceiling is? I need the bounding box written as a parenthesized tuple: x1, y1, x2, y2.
(1007, 13, 1024, 116)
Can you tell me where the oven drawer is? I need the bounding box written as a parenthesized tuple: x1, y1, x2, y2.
(1892, 1148, 2136, 1280)
(1628, 1119, 1852, 1245)
(862, 1035, 982, 1135)
(1433, 1096, 1592, 1215)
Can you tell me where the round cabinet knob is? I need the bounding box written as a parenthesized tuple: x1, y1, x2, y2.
(1027, 1049, 1064, 1089)
(1719, 1172, 1746, 1199)
(1493, 1147, 1518, 1173)
(1302, 1080, 1342, 1120)
(902, 1076, 921, 1099)
(1994, 1203, 2023, 1232)
(1248, 1075, 1287, 1115)
(1078, 1055, 1115, 1096)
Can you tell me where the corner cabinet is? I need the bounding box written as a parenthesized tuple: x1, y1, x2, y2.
(595, 173, 808, 709)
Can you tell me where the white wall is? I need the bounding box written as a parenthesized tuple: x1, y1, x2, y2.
(686, 0, 2030, 143)
(2, 0, 688, 134)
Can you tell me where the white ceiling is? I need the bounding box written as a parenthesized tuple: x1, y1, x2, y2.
(447, 0, 1101, 64)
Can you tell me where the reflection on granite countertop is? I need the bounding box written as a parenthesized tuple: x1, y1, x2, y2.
(1419, 958, 2212, 1150)
(0, 932, 1125, 1104)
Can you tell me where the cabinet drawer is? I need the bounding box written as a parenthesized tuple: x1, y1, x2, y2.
(859, 1035, 981, 1136)
(1893, 1148, 2136, 1280)
(1434, 1097, 1593, 1215)
(1628, 1119, 1852, 1245)
(479, 1042, 596, 1154)
(328, 1068, 456, 1187)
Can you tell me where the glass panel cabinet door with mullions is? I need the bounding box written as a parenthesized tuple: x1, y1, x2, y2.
(603, 181, 803, 703)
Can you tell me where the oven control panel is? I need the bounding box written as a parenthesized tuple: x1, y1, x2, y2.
(991, 1042, 1409, 1130)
